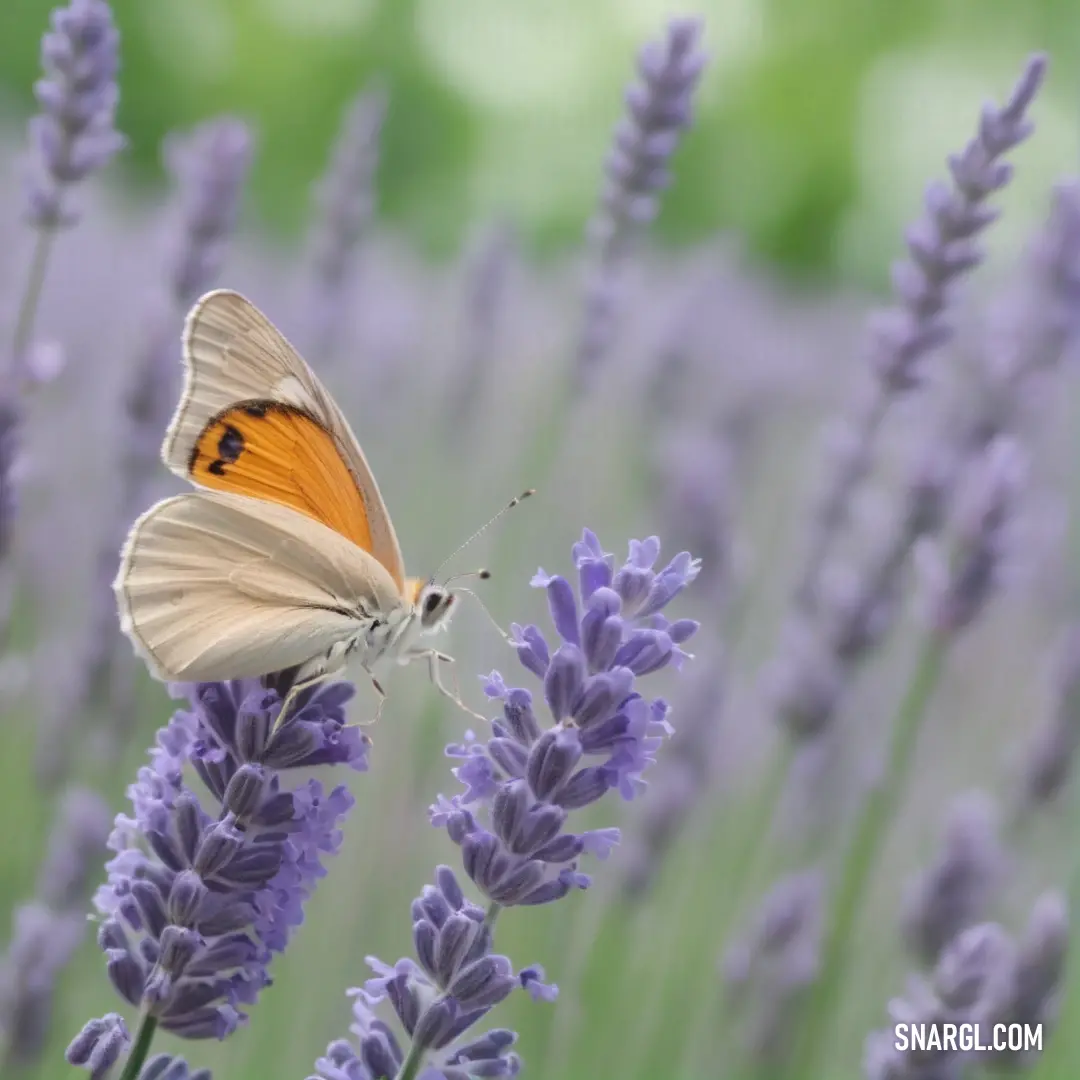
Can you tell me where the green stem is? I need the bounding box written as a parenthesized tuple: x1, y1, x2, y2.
(11, 227, 57, 377)
(117, 1012, 157, 1080)
(393, 1028, 429, 1080)
(1029, 767, 1080, 1078)
(789, 630, 948, 1078)
(679, 741, 793, 1067)
(484, 901, 502, 930)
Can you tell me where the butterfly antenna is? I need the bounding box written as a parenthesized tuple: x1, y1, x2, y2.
(432, 488, 535, 583)
(453, 585, 511, 641)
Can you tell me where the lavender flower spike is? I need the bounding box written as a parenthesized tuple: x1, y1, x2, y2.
(314, 530, 698, 1079)
(24, 0, 125, 233)
(311, 868, 536, 1080)
(576, 17, 707, 383)
(72, 673, 365, 1075)
(39, 116, 255, 789)
(0, 787, 110, 1068)
(160, 118, 255, 306)
(307, 85, 388, 363)
(437, 530, 700, 909)
(792, 53, 1046, 615)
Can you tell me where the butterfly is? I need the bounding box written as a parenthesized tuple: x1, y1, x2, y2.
(114, 289, 522, 725)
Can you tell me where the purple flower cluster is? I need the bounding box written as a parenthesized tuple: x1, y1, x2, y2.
(25, 0, 125, 230)
(435, 530, 701, 909)
(311, 866, 551, 1080)
(309, 530, 700, 1079)
(71, 674, 366, 1055)
(577, 16, 708, 382)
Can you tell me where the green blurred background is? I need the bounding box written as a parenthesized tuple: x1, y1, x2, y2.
(2, 0, 1077, 279)
(2, 3, 1080, 1080)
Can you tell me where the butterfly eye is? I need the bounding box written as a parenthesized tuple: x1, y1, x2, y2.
(420, 587, 454, 628)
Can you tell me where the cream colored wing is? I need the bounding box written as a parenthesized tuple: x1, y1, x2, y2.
(163, 289, 407, 589)
(115, 490, 406, 682)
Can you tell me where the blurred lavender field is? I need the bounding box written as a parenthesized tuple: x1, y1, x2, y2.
(2, 4, 1080, 1080)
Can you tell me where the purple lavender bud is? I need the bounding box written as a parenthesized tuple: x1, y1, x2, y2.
(573, 668, 634, 727)
(1008, 891, 1068, 1030)
(493, 782, 567, 856)
(485, 736, 529, 778)
(167, 871, 206, 927)
(80, 676, 362, 1041)
(24, 0, 125, 230)
(613, 628, 674, 675)
(921, 437, 1026, 636)
(933, 923, 1017, 1016)
(724, 871, 823, 994)
(509, 623, 550, 679)
(500, 688, 543, 745)
(526, 728, 583, 801)
(580, 589, 624, 673)
(533, 572, 580, 645)
(446, 956, 517, 1011)
(543, 645, 587, 722)
(138, 1055, 212, 1080)
(221, 764, 267, 820)
(65, 1013, 130, 1079)
(1019, 620, 1080, 813)
(446, 1028, 520, 1077)
(901, 793, 1004, 965)
(577, 17, 707, 382)
(552, 767, 612, 810)
(573, 529, 615, 600)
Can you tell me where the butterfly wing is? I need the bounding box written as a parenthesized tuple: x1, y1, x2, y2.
(162, 289, 407, 591)
(115, 489, 405, 682)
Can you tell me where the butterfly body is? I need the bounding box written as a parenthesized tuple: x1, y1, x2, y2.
(115, 289, 459, 704)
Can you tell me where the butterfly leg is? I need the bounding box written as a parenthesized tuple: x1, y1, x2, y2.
(418, 649, 488, 724)
(355, 667, 387, 728)
(271, 669, 333, 735)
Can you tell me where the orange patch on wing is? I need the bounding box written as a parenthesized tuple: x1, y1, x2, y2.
(405, 577, 427, 605)
(189, 402, 374, 554)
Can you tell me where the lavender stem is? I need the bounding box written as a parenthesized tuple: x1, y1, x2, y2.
(788, 633, 947, 1077)
(10, 230, 55, 374)
(116, 1013, 156, 1080)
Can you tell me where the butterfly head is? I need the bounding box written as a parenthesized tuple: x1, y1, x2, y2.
(407, 577, 456, 633)
(418, 582, 455, 630)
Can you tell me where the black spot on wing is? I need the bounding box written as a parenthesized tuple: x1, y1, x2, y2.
(217, 424, 244, 463)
